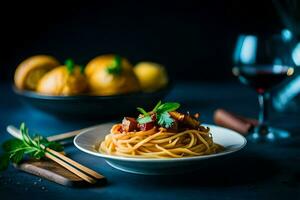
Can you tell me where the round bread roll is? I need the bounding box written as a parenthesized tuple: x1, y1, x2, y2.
(134, 62, 168, 92)
(85, 54, 140, 95)
(14, 55, 60, 90)
(37, 65, 88, 96)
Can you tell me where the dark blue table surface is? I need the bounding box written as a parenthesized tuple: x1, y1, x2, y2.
(0, 81, 299, 200)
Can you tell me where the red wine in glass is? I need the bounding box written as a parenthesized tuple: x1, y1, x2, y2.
(233, 65, 294, 93)
(233, 34, 296, 142)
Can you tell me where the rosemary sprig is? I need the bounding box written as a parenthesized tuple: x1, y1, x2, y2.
(0, 123, 63, 171)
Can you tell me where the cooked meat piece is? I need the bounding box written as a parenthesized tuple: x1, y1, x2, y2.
(169, 111, 200, 129)
(139, 122, 154, 131)
(122, 117, 138, 132)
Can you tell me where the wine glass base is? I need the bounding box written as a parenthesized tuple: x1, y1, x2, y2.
(247, 127, 290, 142)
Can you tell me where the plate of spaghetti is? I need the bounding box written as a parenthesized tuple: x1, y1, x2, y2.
(74, 101, 247, 175)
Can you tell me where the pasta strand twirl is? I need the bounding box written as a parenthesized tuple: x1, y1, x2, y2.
(99, 124, 223, 158)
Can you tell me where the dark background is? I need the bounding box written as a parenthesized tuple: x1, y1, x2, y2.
(0, 0, 283, 82)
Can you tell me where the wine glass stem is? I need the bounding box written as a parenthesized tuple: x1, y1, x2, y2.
(257, 93, 269, 134)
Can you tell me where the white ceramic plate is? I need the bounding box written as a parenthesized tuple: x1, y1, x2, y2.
(74, 123, 247, 175)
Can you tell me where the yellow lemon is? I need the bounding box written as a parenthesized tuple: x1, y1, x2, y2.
(14, 55, 60, 90)
(37, 65, 88, 96)
(85, 54, 140, 95)
(134, 62, 168, 92)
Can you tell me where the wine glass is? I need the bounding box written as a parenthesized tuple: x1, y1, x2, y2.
(232, 33, 295, 142)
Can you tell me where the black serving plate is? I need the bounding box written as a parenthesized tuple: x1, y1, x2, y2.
(13, 85, 171, 120)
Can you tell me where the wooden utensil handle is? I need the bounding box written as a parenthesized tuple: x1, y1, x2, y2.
(45, 152, 96, 184)
(46, 147, 104, 179)
(46, 129, 83, 142)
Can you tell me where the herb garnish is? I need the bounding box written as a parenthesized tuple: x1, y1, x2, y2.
(65, 58, 75, 74)
(137, 101, 180, 128)
(106, 55, 122, 75)
(0, 123, 63, 171)
(136, 107, 152, 123)
(136, 116, 152, 124)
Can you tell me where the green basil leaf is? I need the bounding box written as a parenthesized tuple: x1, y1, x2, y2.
(157, 102, 180, 113)
(137, 107, 149, 116)
(137, 116, 152, 124)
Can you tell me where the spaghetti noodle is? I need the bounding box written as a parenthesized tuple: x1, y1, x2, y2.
(99, 124, 224, 158)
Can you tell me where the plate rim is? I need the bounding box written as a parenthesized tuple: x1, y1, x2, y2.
(74, 123, 247, 163)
